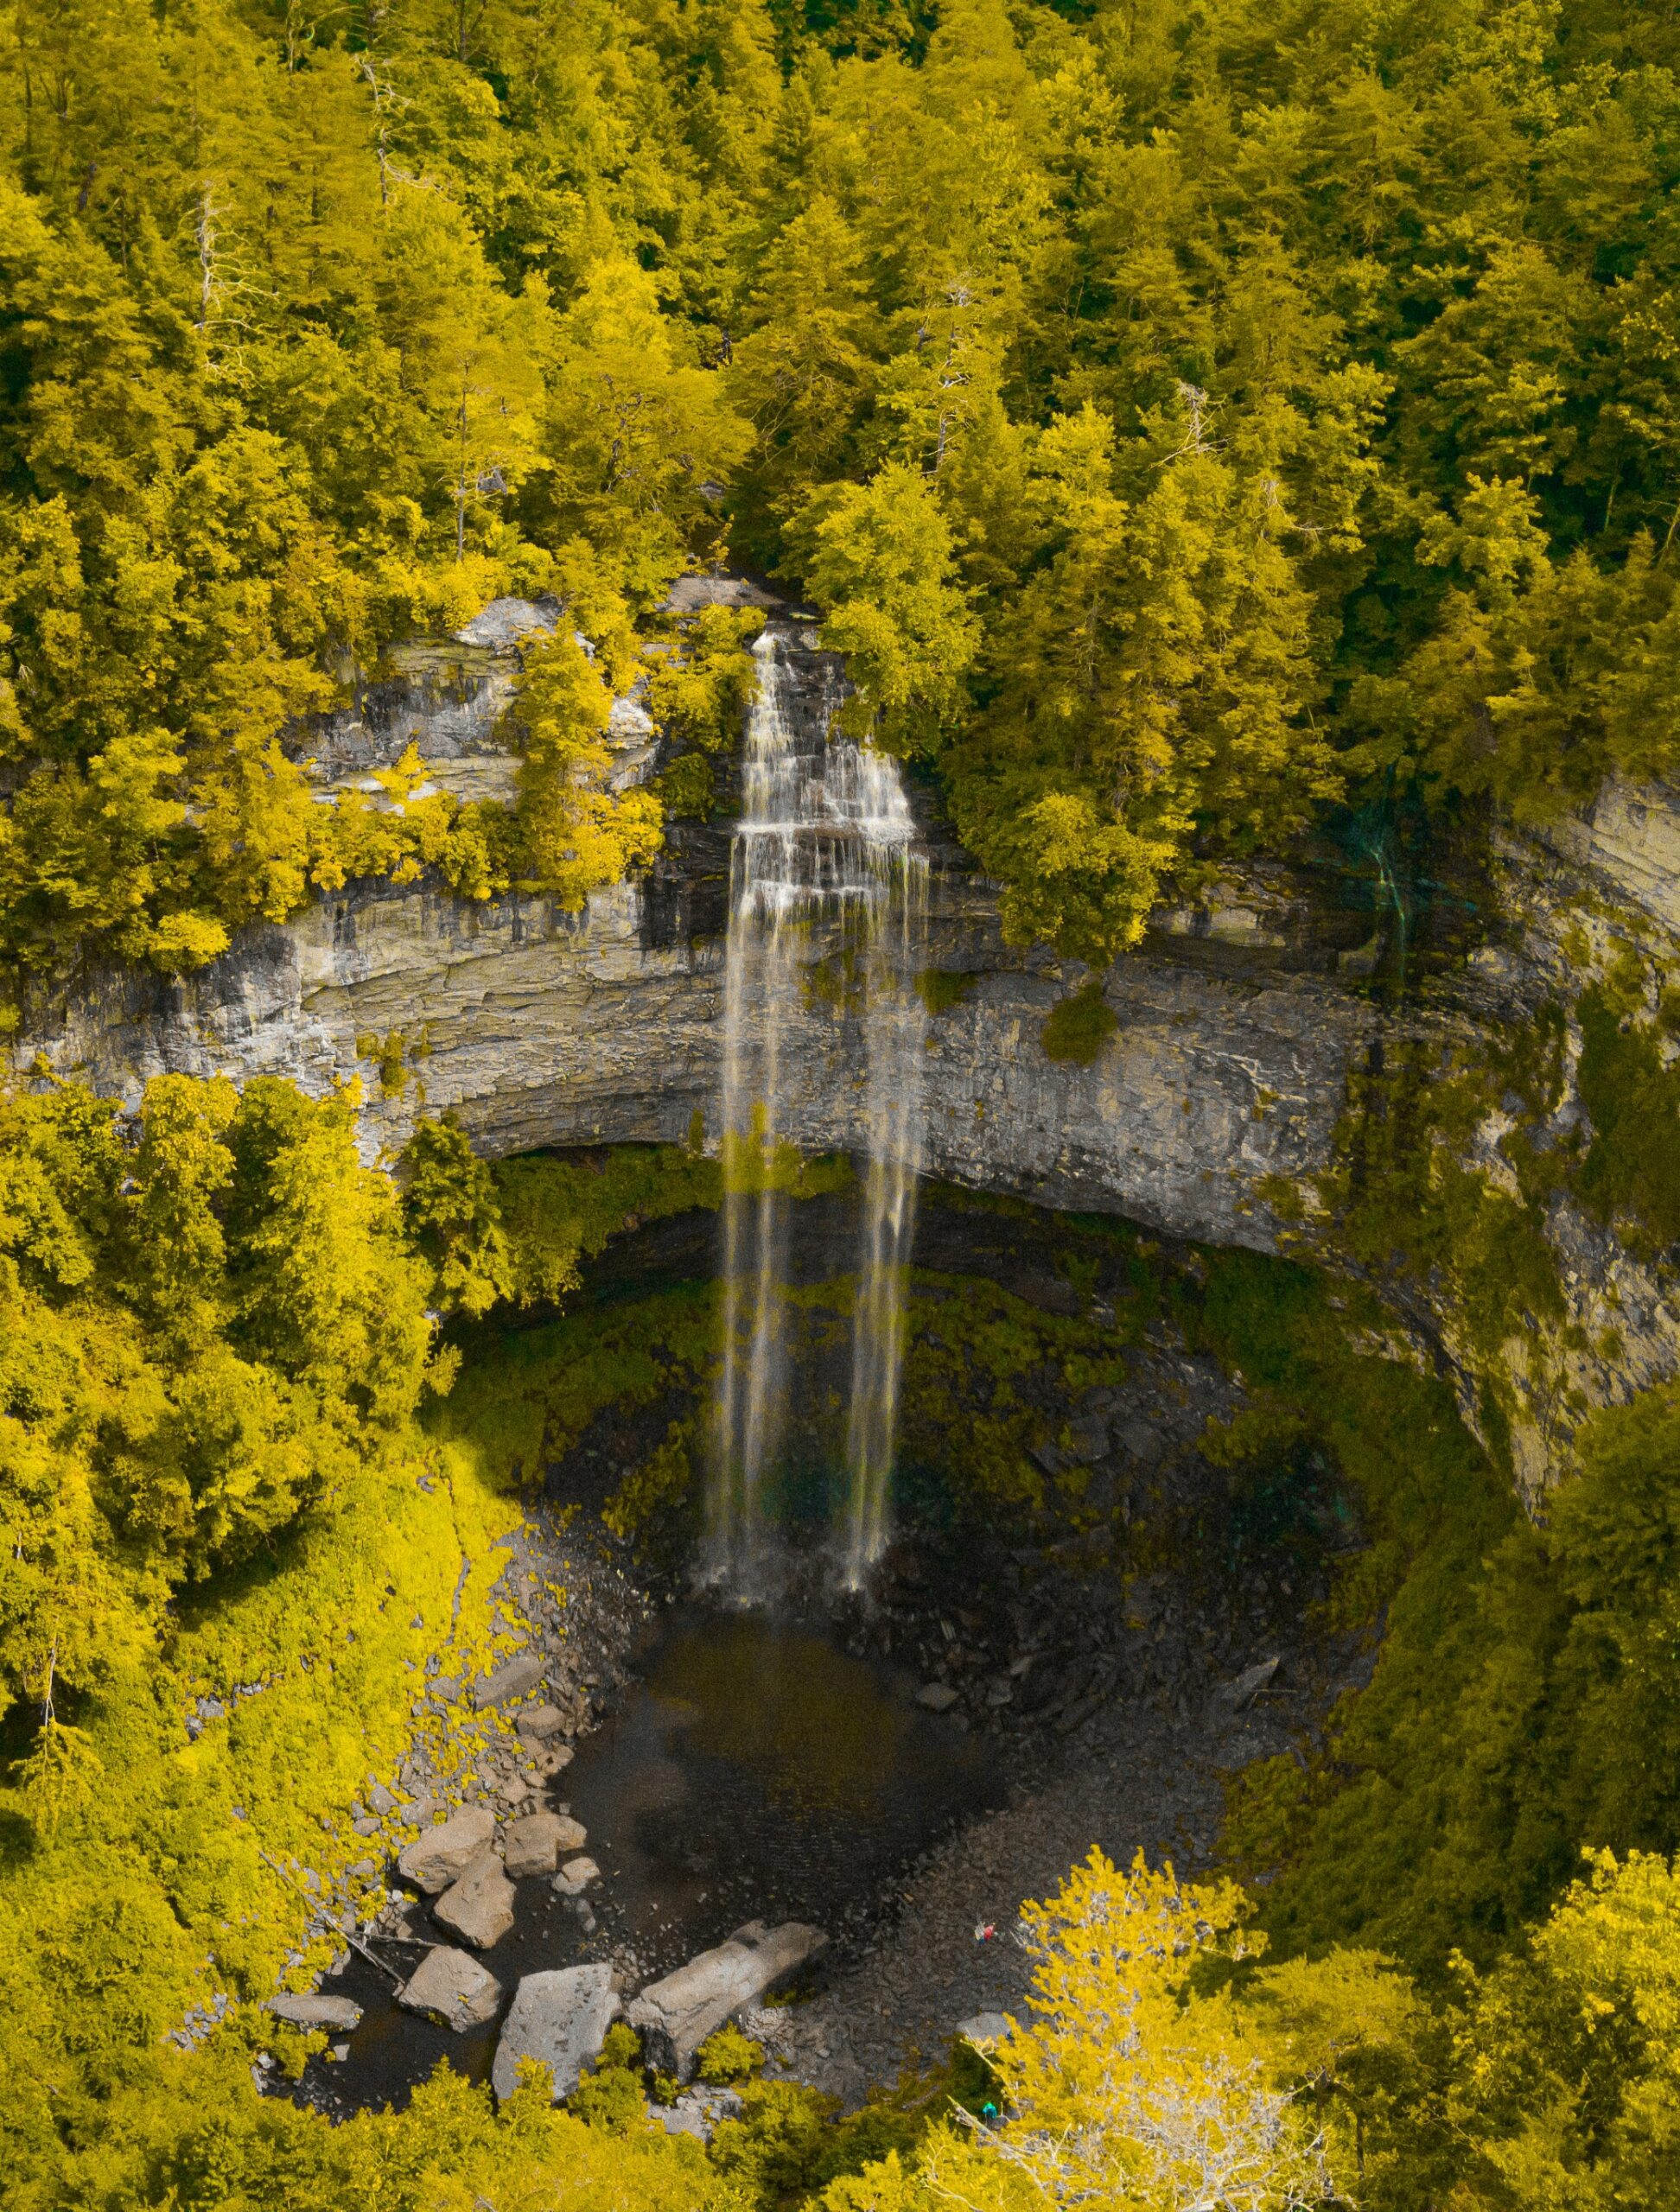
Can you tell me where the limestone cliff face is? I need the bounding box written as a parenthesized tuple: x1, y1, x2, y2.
(12, 607, 1680, 1491)
(1443, 779, 1680, 1497)
(13, 860, 1375, 1258)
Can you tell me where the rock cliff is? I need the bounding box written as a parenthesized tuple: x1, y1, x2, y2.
(12, 601, 1680, 1491)
(9, 851, 1379, 1255)
(11, 598, 1375, 1254)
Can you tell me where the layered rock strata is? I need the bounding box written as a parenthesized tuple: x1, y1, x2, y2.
(12, 607, 1680, 1486)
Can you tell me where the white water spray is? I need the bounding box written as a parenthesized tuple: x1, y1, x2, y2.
(710, 623, 928, 1592)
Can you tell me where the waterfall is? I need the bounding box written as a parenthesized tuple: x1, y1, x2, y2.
(841, 756, 928, 1589)
(710, 622, 928, 1592)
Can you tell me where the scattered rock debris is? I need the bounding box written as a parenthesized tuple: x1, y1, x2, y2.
(266, 1312, 1370, 2116)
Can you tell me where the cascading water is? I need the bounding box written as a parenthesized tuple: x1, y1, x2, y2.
(842, 763, 928, 1590)
(710, 621, 928, 1593)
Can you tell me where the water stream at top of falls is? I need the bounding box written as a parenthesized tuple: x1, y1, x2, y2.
(710, 621, 929, 1594)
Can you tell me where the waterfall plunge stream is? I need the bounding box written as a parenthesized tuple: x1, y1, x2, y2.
(710, 624, 929, 1593)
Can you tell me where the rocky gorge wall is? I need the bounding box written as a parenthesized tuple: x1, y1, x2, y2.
(10, 597, 1379, 1254)
(10, 599, 1680, 1493)
(8, 844, 1380, 1255)
(1420, 779, 1680, 1497)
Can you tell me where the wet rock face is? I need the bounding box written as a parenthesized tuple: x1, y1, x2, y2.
(12, 880, 1370, 1262)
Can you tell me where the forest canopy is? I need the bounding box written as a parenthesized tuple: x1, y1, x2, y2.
(4, 0, 1680, 979)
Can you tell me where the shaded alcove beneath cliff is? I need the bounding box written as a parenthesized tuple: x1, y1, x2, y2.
(438, 1164, 1365, 1613)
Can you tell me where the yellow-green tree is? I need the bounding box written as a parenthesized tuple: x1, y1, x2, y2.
(508, 628, 664, 909)
(826, 1851, 1333, 2212)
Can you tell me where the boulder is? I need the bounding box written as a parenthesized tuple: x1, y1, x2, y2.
(956, 2011, 1014, 2045)
(504, 1811, 586, 1878)
(491, 1964, 620, 2103)
(1115, 1417, 1163, 1465)
(398, 1945, 501, 2031)
(551, 1854, 600, 1897)
(434, 1846, 516, 1950)
(473, 1654, 544, 1710)
(398, 1805, 495, 1894)
(1061, 1412, 1110, 1464)
(455, 596, 559, 651)
(916, 1682, 960, 1713)
(516, 1702, 567, 1741)
(650, 2087, 743, 2141)
(268, 1993, 363, 2032)
(627, 1920, 826, 2081)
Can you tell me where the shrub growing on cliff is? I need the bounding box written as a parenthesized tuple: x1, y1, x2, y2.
(507, 629, 664, 911)
(1040, 982, 1119, 1066)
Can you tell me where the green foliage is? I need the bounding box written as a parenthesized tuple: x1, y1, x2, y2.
(571, 2021, 651, 2134)
(399, 1129, 722, 1323)
(10, 1, 1680, 975)
(900, 1249, 1144, 1519)
(790, 463, 979, 752)
(11, 1088, 1680, 2207)
(400, 1112, 515, 1319)
(16, 1713, 103, 1840)
(0, 1072, 434, 1730)
(1040, 982, 1119, 1065)
(647, 605, 766, 819)
(1439, 1847, 1680, 2210)
(816, 1849, 1332, 2212)
(427, 1280, 720, 1495)
(506, 626, 664, 911)
(603, 1422, 694, 1541)
(0, 4, 757, 979)
(915, 968, 977, 1016)
(357, 1027, 427, 1102)
(1575, 983, 1680, 1250)
(710, 2072, 957, 2209)
(697, 2022, 767, 2085)
(1194, 1248, 1680, 2005)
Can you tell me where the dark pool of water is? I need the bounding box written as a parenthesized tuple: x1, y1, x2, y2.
(298, 1604, 998, 2117)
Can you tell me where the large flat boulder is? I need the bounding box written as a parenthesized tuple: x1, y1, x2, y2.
(397, 1805, 495, 1895)
(627, 1920, 825, 2081)
(491, 1964, 620, 2103)
(398, 1945, 501, 2031)
(433, 1846, 515, 1949)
